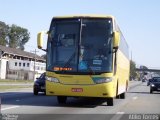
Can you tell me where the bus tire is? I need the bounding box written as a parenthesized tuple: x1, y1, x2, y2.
(119, 92, 125, 99)
(107, 98, 114, 106)
(57, 96, 67, 104)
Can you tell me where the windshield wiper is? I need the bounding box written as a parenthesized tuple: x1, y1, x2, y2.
(61, 51, 76, 72)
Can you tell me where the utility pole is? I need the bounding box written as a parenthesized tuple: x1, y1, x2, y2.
(31, 49, 39, 81)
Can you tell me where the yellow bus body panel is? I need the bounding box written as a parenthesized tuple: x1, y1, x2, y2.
(46, 81, 115, 98)
(46, 72, 116, 98)
(53, 14, 115, 19)
(116, 50, 130, 94)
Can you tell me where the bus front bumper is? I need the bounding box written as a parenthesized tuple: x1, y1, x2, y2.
(46, 81, 115, 98)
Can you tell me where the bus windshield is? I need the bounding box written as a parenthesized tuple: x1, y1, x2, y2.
(47, 18, 113, 74)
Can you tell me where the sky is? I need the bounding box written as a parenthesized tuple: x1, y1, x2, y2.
(0, 0, 160, 68)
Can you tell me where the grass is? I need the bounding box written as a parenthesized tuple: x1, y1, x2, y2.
(0, 85, 32, 92)
(0, 79, 33, 91)
(0, 79, 34, 84)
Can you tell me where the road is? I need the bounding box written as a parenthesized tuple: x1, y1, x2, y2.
(0, 81, 160, 120)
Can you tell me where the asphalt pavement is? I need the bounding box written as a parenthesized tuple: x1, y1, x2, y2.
(0, 81, 160, 120)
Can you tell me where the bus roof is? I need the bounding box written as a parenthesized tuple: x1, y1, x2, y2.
(53, 14, 115, 19)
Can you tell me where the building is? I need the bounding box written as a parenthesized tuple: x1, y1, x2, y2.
(0, 45, 46, 80)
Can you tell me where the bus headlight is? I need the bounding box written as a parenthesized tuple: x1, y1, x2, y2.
(92, 77, 112, 84)
(46, 77, 59, 83)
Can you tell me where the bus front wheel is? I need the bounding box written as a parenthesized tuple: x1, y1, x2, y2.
(57, 96, 67, 104)
(107, 98, 114, 106)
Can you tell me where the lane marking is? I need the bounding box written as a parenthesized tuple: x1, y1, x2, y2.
(1, 106, 20, 111)
(117, 112, 125, 114)
(110, 112, 125, 120)
(132, 96, 138, 100)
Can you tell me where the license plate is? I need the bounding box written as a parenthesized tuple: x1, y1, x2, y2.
(71, 88, 83, 92)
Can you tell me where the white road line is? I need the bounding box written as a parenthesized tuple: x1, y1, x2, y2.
(1, 106, 20, 111)
(110, 112, 125, 120)
(132, 96, 138, 100)
(117, 112, 125, 114)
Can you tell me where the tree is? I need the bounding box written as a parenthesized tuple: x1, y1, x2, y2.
(8, 24, 30, 50)
(130, 60, 137, 80)
(0, 21, 9, 46)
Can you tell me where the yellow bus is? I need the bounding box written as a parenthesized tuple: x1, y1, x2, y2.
(37, 15, 130, 106)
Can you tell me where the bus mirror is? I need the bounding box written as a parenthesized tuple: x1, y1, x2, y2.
(113, 31, 120, 49)
(37, 31, 48, 51)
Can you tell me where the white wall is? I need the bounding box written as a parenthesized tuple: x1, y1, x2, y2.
(8, 59, 46, 73)
(35, 62, 46, 74)
(8, 59, 46, 80)
(29, 61, 46, 72)
(0, 56, 46, 80)
(28, 72, 34, 80)
(0, 59, 7, 79)
(9, 59, 31, 71)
